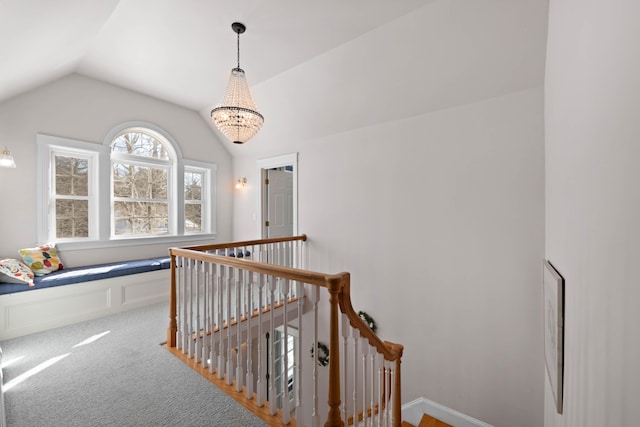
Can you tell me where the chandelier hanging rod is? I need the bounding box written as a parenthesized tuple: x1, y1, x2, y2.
(232, 22, 245, 69)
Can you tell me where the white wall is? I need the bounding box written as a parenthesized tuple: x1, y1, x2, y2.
(234, 86, 545, 427)
(0, 73, 233, 267)
(231, 2, 547, 426)
(544, 0, 640, 426)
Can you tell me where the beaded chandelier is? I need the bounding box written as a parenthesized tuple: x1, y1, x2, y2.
(211, 22, 264, 144)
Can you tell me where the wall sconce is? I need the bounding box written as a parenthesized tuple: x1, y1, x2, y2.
(235, 177, 247, 189)
(0, 146, 16, 168)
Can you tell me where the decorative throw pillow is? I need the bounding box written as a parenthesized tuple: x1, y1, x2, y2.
(19, 243, 64, 276)
(0, 258, 35, 286)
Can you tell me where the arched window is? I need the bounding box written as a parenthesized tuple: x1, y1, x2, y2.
(110, 129, 175, 237)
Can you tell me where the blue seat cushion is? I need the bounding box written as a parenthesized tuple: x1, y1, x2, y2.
(0, 257, 171, 295)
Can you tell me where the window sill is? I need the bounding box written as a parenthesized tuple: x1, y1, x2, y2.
(56, 233, 217, 252)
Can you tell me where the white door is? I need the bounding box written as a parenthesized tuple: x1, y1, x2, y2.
(264, 168, 294, 238)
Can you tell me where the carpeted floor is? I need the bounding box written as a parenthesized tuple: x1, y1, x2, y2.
(0, 302, 268, 427)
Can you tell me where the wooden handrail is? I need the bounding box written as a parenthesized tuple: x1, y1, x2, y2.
(337, 275, 403, 362)
(170, 247, 345, 288)
(181, 234, 307, 251)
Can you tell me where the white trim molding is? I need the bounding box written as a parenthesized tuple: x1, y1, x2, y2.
(402, 397, 493, 427)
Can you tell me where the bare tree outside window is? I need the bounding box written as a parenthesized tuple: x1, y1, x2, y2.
(55, 155, 89, 238)
(38, 130, 215, 245)
(184, 170, 203, 232)
(112, 132, 170, 160)
(111, 131, 171, 236)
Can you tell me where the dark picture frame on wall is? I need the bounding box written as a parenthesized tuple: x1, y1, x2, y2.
(543, 259, 564, 414)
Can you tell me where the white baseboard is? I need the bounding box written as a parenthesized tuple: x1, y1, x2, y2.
(402, 397, 493, 427)
(0, 270, 169, 341)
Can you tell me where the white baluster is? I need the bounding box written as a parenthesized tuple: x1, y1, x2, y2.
(311, 285, 320, 427)
(370, 346, 376, 427)
(217, 264, 226, 380)
(268, 275, 277, 416)
(245, 271, 254, 400)
(226, 266, 234, 386)
(362, 343, 368, 427)
(281, 279, 291, 424)
(235, 268, 244, 393)
(378, 357, 389, 427)
(388, 363, 395, 427)
(272, 242, 278, 267)
(202, 261, 209, 368)
(181, 257, 189, 353)
(209, 263, 217, 374)
(188, 258, 195, 359)
(195, 260, 201, 364)
(292, 240, 299, 270)
(176, 257, 183, 351)
(352, 327, 360, 427)
(371, 358, 384, 427)
(342, 313, 349, 424)
(295, 280, 304, 424)
(256, 274, 266, 407)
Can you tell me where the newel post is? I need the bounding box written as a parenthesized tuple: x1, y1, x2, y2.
(393, 344, 404, 427)
(325, 275, 346, 427)
(167, 252, 177, 347)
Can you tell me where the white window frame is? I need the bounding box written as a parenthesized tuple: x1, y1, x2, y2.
(109, 134, 175, 239)
(37, 135, 104, 244)
(184, 161, 216, 235)
(106, 123, 180, 240)
(36, 126, 217, 252)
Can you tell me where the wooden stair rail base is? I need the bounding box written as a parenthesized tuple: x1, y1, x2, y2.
(164, 344, 298, 427)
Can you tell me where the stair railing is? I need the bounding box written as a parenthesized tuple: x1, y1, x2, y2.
(166, 235, 404, 427)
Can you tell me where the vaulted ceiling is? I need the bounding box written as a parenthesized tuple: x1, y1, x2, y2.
(0, 0, 548, 155)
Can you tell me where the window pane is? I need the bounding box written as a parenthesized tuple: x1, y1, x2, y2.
(113, 163, 167, 200)
(185, 172, 203, 201)
(56, 156, 88, 196)
(56, 199, 89, 238)
(185, 203, 202, 232)
(114, 201, 169, 236)
(111, 132, 170, 160)
(112, 163, 132, 197)
(150, 168, 167, 198)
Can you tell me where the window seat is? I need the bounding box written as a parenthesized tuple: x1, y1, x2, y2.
(0, 257, 171, 340)
(0, 257, 171, 295)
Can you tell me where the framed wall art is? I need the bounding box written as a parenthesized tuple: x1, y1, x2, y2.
(543, 259, 564, 414)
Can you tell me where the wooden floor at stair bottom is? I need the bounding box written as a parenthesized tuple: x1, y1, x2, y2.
(402, 413, 453, 427)
(163, 344, 296, 427)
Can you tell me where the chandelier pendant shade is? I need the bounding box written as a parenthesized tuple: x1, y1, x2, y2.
(211, 22, 264, 144)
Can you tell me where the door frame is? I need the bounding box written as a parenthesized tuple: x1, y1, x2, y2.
(257, 153, 298, 238)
